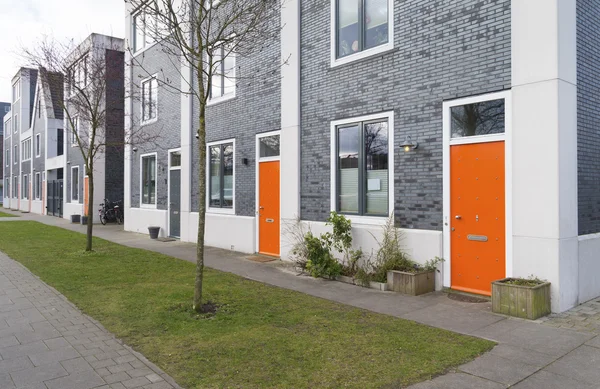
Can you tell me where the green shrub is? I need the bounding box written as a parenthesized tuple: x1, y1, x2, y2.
(304, 232, 342, 279)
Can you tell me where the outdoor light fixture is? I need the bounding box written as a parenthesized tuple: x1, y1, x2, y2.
(132, 147, 138, 152)
(241, 157, 249, 165)
(400, 136, 418, 152)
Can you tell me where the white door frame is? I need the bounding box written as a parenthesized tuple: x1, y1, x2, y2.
(442, 90, 513, 289)
(167, 147, 181, 238)
(255, 130, 281, 254)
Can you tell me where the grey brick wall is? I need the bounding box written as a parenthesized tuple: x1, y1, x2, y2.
(300, 0, 511, 229)
(190, 22, 282, 215)
(577, 0, 600, 235)
(130, 44, 182, 209)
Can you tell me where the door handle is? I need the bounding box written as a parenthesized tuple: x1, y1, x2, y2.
(455, 215, 462, 220)
(259, 206, 264, 210)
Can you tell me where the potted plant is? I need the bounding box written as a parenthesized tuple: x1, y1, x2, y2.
(387, 257, 443, 296)
(492, 277, 551, 320)
(148, 226, 161, 239)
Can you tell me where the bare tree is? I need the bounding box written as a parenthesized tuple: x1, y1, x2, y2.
(125, 0, 282, 312)
(22, 35, 153, 251)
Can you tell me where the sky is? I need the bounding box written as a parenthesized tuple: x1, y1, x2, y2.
(0, 0, 125, 102)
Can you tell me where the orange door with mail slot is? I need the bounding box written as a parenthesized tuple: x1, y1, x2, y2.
(258, 161, 280, 256)
(450, 141, 505, 295)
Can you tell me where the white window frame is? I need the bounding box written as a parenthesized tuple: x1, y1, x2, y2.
(69, 54, 88, 96)
(21, 138, 31, 162)
(5, 148, 9, 167)
(13, 145, 17, 165)
(13, 176, 17, 198)
(330, 0, 394, 68)
(35, 134, 41, 157)
(34, 172, 41, 200)
(141, 75, 158, 125)
(71, 116, 79, 146)
(22, 174, 28, 200)
(330, 111, 394, 226)
(140, 152, 158, 208)
(206, 139, 235, 215)
(71, 166, 80, 202)
(207, 46, 236, 106)
(12, 79, 20, 103)
(4, 118, 10, 138)
(132, 8, 157, 55)
(13, 114, 18, 134)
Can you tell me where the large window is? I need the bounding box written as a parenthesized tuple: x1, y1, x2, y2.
(35, 134, 41, 157)
(22, 174, 28, 200)
(210, 46, 235, 101)
(13, 145, 17, 164)
(208, 142, 234, 209)
(13, 115, 18, 133)
(4, 118, 10, 137)
(335, 117, 389, 216)
(21, 138, 31, 161)
(141, 154, 156, 205)
(142, 76, 158, 123)
(12, 176, 17, 198)
(4, 178, 8, 198)
(5, 149, 8, 167)
(133, 9, 156, 52)
(34, 172, 41, 200)
(71, 166, 79, 202)
(335, 0, 391, 61)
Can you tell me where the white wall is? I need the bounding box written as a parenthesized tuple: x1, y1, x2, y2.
(285, 220, 444, 290)
(125, 208, 169, 237)
(578, 234, 600, 303)
(30, 200, 43, 215)
(183, 212, 256, 254)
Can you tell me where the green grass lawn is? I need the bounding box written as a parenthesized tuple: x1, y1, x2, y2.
(0, 211, 18, 217)
(0, 221, 494, 388)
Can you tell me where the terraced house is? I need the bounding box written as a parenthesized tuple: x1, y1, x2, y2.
(2, 34, 125, 222)
(124, 0, 600, 313)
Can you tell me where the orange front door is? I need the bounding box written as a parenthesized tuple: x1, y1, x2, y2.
(258, 161, 280, 256)
(450, 141, 505, 296)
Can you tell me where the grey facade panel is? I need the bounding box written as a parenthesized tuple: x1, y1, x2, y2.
(104, 49, 125, 203)
(300, 0, 511, 229)
(577, 0, 600, 235)
(130, 45, 182, 209)
(190, 22, 282, 215)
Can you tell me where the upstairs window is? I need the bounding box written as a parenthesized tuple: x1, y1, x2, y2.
(13, 115, 18, 133)
(35, 134, 41, 157)
(69, 55, 88, 94)
(21, 138, 31, 161)
(209, 45, 236, 102)
(5, 149, 9, 167)
(133, 9, 156, 52)
(12, 79, 20, 102)
(13, 145, 17, 164)
(334, 0, 392, 63)
(142, 76, 158, 123)
(71, 117, 80, 144)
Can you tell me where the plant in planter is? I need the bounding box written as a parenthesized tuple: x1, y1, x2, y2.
(386, 257, 444, 296)
(492, 276, 551, 320)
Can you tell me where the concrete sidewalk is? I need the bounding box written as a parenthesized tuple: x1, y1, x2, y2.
(2, 211, 600, 388)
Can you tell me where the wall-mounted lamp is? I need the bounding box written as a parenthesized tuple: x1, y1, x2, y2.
(241, 157, 249, 166)
(195, 131, 199, 140)
(400, 136, 418, 152)
(132, 147, 138, 152)
(66, 161, 71, 165)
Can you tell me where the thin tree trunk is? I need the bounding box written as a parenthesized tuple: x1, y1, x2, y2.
(194, 65, 207, 313)
(86, 170, 94, 252)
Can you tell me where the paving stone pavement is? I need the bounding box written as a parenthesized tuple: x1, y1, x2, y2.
(538, 298, 600, 334)
(0, 252, 180, 389)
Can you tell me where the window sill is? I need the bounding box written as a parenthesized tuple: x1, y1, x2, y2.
(330, 44, 395, 69)
(132, 42, 158, 58)
(141, 117, 158, 127)
(340, 214, 389, 226)
(207, 94, 236, 107)
(140, 203, 158, 209)
(207, 207, 235, 215)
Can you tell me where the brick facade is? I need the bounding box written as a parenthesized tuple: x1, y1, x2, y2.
(300, 0, 511, 229)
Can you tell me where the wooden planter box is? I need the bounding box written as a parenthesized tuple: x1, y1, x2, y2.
(387, 270, 435, 296)
(492, 278, 551, 320)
